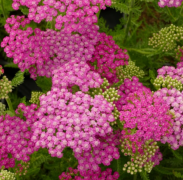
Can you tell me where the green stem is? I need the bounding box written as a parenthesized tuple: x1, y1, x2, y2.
(123, 0, 135, 44)
(124, 47, 160, 55)
(133, 174, 137, 180)
(161, 167, 183, 171)
(6, 96, 14, 114)
(0, 0, 6, 20)
(166, 6, 176, 21)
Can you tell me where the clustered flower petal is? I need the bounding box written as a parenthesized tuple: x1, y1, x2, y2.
(154, 88, 183, 150)
(120, 88, 174, 153)
(158, 0, 182, 7)
(59, 167, 119, 180)
(52, 58, 103, 92)
(1, 16, 100, 79)
(31, 88, 115, 159)
(88, 33, 129, 84)
(12, 0, 111, 33)
(0, 103, 37, 168)
(115, 77, 149, 110)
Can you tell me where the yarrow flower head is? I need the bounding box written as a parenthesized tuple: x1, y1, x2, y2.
(0, 169, 15, 180)
(0, 76, 12, 99)
(0, 103, 37, 168)
(154, 88, 183, 150)
(52, 58, 103, 92)
(116, 61, 145, 83)
(59, 167, 119, 180)
(1, 16, 100, 79)
(120, 88, 174, 153)
(148, 24, 183, 52)
(115, 77, 149, 110)
(88, 33, 129, 84)
(12, 0, 111, 33)
(121, 139, 162, 174)
(154, 65, 183, 90)
(31, 88, 115, 159)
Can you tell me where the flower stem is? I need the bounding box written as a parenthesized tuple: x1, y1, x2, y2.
(0, 0, 6, 20)
(133, 174, 137, 180)
(123, 0, 135, 44)
(6, 96, 15, 114)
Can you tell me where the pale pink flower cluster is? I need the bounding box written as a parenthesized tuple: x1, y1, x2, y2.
(31, 88, 115, 158)
(154, 88, 183, 150)
(158, 0, 182, 7)
(12, 0, 111, 33)
(157, 66, 183, 83)
(52, 59, 103, 92)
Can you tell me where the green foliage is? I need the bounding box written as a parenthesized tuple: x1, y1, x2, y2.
(140, 171, 150, 180)
(35, 77, 52, 93)
(11, 71, 25, 89)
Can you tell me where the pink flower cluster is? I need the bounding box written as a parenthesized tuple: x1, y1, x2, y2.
(31, 88, 115, 158)
(154, 88, 183, 150)
(0, 103, 37, 168)
(88, 33, 129, 84)
(120, 88, 174, 153)
(12, 0, 111, 33)
(157, 66, 183, 83)
(52, 59, 103, 92)
(115, 76, 149, 110)
(158, 0, 182, 7)
(75, 132, 120, 173)
(150, 149, 163, 167)
(59, 167, 119, 180)
(1, 16, 100, 79)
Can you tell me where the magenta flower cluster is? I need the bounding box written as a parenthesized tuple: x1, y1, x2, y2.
(88, 33, 129, 84)
(157, 66, 183, 83)
(120, 88, 174, 153)
(158, 0, 182, 7)
(115, 76, 149, 110)
(12, 0, 111, 33)
(154, 88, 183, 150)
(74, 131, 120, 173)
(59, 167, 119, 180)
(0, 103, 37, 168)
(1, 16, 100, 79)
(31, 87, 115, 158)
(52, 58, 103, 92)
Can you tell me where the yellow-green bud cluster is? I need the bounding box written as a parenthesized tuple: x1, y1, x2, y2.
(0, 102, 5, 115)
(29, 91, 44, 105)
(121, 139, 159, 174)
(148, 24, 183, 52)
(153, 75, 183, 91)
(0, 76, 12, 99)
(0, 170, 15, 180)
(116, 61, 145, 82)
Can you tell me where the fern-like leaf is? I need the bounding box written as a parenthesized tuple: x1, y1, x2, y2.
(140, 171, 150, 180)
(11, 70, 25, 88)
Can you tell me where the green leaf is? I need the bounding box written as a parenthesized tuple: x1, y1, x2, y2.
(35, 77, 52, 93)
(4, 63, 19, 68)
(19, 6, 29, 15)
(11, 70, 25, 88)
